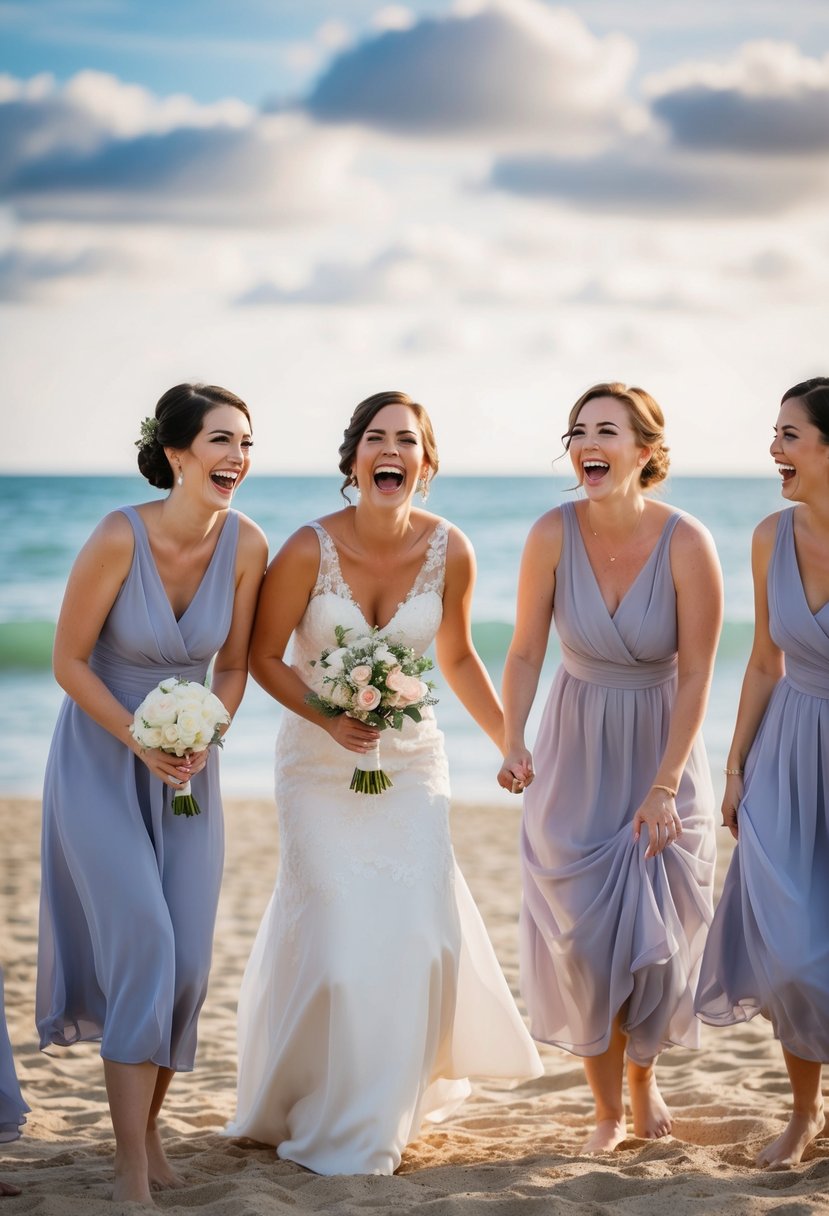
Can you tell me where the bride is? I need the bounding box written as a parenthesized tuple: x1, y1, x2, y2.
(226, 391, 541, 1175)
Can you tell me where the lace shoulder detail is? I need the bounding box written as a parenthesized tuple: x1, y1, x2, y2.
(308, 522, 351, 602)
(408, 520, 449, 602)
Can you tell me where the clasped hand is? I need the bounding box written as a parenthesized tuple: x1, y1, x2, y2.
(136, 745, 209, 790)
(632, 787, 683, 859)
(326, 712, 381, 755)
(498, 748, 534, 795)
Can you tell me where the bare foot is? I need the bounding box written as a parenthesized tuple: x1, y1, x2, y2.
(627, 1063, 672, 1139)
(146, 1127, 185, 1191)
(0, 1179, 22, 1198)
(581, 1116, 628, 1154)
(756, 1104, 825, 1169)
(112, 1160, 154, 1206)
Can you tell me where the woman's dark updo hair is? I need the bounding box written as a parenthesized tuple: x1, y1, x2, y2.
(337, 390, 439, 501)
(136, 383, 251, 490)
(563, 381, 670, 489)
(781, 377, 829, 444)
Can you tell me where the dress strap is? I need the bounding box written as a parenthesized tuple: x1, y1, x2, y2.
(308, 521, 351, 602)
(408, 521, 449, 601)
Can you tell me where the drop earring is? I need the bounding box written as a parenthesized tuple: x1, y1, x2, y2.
(177, 467, 183, 487)
(418, 475, 429, 501)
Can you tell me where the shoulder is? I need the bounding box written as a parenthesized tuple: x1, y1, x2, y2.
(265, 521, 324, 582)
(233, 512, 269, 568)
(666, 510, 717, 560)
(528, 505, 566, 543)
(753, 509, 785, 549)
(83, 508, 136, 561)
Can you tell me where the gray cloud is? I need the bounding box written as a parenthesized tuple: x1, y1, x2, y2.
(0, 245, 114, 299)
(303, 0, 637, 142)
(0, 73, 367, 225)
(652, 85, 829, 154)
(489, 141, 819, 216)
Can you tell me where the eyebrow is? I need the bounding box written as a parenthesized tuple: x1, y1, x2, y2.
(365, 428, 418, 437)
(207, 427, 251, 437)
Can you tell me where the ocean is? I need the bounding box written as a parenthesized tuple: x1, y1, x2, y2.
(0, 474, 782, 804)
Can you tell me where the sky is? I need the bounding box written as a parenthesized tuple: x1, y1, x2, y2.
(2, 0, 829, 475)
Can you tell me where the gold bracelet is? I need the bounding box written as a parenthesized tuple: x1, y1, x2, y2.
(723, 767, 743, 776)
(651, 783, 676, 797)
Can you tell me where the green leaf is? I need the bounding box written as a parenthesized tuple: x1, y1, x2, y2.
(402, 706, 422, 722)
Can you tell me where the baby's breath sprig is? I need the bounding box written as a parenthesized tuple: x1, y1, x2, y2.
(135, 416, 160, 450)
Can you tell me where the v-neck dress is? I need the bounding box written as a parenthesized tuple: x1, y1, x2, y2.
(520, 501, 716, 1066)
(36, 505, 239, 1071)
(696, 508, 829, 1061)
(226, 519, 541, 1175)
(0, 968, 28, 1143)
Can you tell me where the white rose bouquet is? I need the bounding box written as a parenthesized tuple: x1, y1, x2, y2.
(129, 676, 231, 816)
(307, 625, 437, 794)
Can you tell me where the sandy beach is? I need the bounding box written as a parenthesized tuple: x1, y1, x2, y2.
(1, 794, 827, 1214)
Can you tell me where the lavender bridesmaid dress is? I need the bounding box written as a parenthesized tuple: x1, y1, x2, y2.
(37, 506, 239, 1071)
(521, 502, 716, 1065)
(696, 508, 829, 1061)
(0, 969, 27, 1143)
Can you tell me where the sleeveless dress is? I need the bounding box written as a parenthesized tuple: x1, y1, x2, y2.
(520, 502, 716, 1066)
(37, 505, 239, 1071)
(696, 508, 829, 1061)
(0, 969, 28, 1143)
(226, 519, 542, 1176)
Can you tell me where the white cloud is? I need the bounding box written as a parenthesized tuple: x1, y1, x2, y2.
(0, 72, 379, 226)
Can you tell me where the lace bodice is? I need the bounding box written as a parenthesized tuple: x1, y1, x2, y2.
(291, 519, 449, 679)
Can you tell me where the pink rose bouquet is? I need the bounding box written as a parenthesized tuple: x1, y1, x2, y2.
(306, 625, 437, 794)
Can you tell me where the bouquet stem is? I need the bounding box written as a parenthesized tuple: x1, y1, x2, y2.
(350, 740, 393, 796)
(172, 780, 201, 817)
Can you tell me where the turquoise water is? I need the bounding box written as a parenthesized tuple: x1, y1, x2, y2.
(0, 474, 783, 802)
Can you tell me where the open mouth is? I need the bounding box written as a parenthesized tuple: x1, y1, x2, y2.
(582, 459, 609, 485)
(373, 465, 405, 492)
(211, 471, 240, 493)
(777, 463, 795, 484)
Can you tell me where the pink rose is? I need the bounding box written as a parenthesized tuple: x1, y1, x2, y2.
(356, 685, 382, 711)
(396, 675, 427, 705)
(385, 667, 406, 692)
(350, 664, 372, 686)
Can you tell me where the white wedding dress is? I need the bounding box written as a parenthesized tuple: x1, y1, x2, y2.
(226, 519, 542, 1175)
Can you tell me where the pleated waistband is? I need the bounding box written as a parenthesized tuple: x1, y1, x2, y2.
(561, 644, 677, 689)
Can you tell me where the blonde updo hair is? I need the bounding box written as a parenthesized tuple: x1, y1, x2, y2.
(337, 390, 439, 501)
(564, 381, 670, 488)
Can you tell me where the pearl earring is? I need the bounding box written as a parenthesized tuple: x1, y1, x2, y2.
(177, 468, 183, 487)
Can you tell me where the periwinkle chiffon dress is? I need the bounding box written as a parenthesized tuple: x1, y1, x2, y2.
(521, 502, 716, 1065)
(696, 508, 829, 1061)
(0, 970, 28, 1143)
(37, 506, 239, 1071)
(226, 520, 542, 1176)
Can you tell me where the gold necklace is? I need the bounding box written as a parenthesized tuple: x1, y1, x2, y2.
(586, 503, 645, 563)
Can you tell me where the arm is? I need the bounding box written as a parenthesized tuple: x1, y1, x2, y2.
(720, 514, 784, 840)
(52, 512, 192, 788)
(632, 516, 723, 858)
(434, 527, 504, 751)
(248, 527, 379, 755)
(497, 511, 561, 791)
(209, 515, 268, 725)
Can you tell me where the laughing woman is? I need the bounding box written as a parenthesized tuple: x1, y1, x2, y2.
(696, 377, 829, 1169)
(36, 384, 267, 1204)
(499, 382, 722, 1153)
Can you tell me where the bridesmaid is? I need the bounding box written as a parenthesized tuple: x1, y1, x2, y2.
(1, 968, 28, 1198)
(36, 384, 267, 1204)
(696, 377, 829, 1169)
(499, 382, 722, 1152)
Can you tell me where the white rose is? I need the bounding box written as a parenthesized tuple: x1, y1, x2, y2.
(323, 647, 348, 671)
(374, 645, 394, 665)
(135, 725, 164, 749)
(202, 691, 229, 723)
(142, 692, 178, 725)
(329, 682, 353, 709)
(349, 664, 372, 686)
